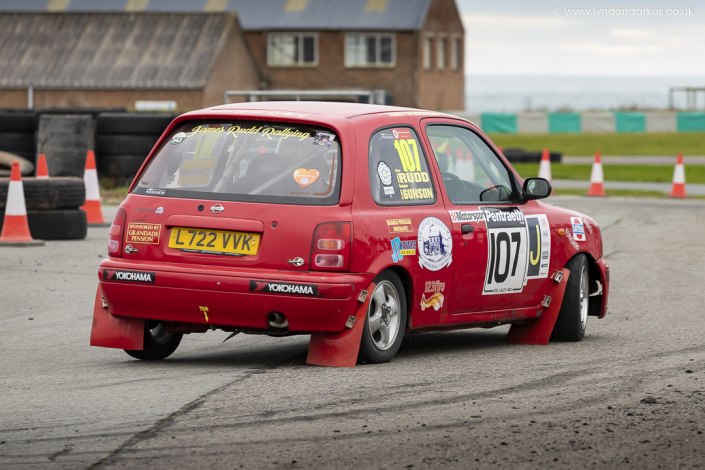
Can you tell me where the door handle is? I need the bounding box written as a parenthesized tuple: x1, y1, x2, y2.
(461, 224, 474, 233)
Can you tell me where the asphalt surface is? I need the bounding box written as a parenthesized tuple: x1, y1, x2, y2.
(2, 197, 704, 469)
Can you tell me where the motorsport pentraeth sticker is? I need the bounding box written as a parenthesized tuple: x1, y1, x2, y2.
(417, 217, 452, 271)
(482, 207, 528, 295)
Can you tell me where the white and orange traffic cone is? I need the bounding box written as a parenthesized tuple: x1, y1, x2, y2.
(670, 153, 687, 198)
(36, 154, 49, 178)
(538, 148, 552, 180)
(80, 150, 106, 225)
(587, 151, 606, 196)
(0, 161, 44, 246)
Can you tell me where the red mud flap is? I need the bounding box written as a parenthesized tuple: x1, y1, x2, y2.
(306, 282, 376, 368)
(90, 285, 144, 350)
(505, 269, 570, 345)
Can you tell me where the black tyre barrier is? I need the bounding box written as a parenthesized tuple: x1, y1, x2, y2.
(96, 113, 175, 136)
(0, 112, 37, 132)
(0, 209, 88, 240)
(501, 148, 562, 163)
(0, 132, 35, 153)
(0, 177, 85, 211)
(96, 134, 160, 157)
(97, 154, 148, 180)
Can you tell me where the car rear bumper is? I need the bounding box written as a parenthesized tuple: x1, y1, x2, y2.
(98, 260, 374, 333)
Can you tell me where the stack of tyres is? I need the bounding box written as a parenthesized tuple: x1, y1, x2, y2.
(0, 178, 87, 240)
(0, 112, 37, 163)
(96, 113, 175, 183)
(502, 148, 563, 163)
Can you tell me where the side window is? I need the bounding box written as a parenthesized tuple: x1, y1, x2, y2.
(426, 125, 519, 204)
(369, 127, 435, 206)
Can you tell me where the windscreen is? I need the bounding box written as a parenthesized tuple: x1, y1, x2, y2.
(133, 120, 341, 205)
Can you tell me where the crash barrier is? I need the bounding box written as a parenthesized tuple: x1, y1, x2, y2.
(0, 110, 173, 182)
(0, 166, 87, 240)
(95, 113, 175, 181)
(449, 111, 705, 134)
(502, 148, 562, 163)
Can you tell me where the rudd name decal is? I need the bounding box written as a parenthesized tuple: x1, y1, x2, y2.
(249, 280, 319, 296)
(103, 269, 155, 283)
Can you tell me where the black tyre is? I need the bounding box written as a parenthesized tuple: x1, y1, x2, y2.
(551, 254, 589, 342)
(97, 113, 175, 135)
(0, 177, 85, 211)
(358, 271, 407, 364)
(125, 320, 182, 360)
(0, 112, 37, 132)
(96, 154, 148, 178)
(0, 209, 88, 240)
(0, 132, 35, 153)
(96, 135, 160, 157)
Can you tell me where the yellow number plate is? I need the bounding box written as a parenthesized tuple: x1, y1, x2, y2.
(168, 227, 260, 256)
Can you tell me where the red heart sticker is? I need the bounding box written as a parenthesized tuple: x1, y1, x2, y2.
(293, 168, 320, 188)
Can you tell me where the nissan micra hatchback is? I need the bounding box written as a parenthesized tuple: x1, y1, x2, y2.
(91, 102, 609, 366)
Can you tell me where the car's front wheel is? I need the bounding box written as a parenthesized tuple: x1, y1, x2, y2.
(124, 320, 182, 360)
(551, 254, 589, 342)
(358, 271, 407, 364)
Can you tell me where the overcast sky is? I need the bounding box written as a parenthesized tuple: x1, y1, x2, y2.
(456, 0, 705, 76)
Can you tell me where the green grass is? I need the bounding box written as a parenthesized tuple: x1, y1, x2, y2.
(488, 132, 705, 156)
(511, 163, 705, 184)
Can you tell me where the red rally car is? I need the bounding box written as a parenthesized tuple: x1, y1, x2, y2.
(90, 102, 609, 367)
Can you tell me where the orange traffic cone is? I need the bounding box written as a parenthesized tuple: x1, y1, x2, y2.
(0, 161, 44, 246)
(36, 154, 49, 178)
(670, 153, 687, 198)
(538, 148, 552, 180)
(587, 152, 606, 196)
(80, 150, 106, 225)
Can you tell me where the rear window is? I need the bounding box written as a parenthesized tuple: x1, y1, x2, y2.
(133, 120, 341, 205)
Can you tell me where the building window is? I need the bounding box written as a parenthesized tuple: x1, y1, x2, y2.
(437, 36, 446, 70)
(451, 36, 461, 70)
(345, 34, 395, 67)
(423, 36, 432, 70)
(267, 33, 318, 67)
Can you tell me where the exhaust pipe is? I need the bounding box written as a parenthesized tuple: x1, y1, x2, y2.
(268, 312, 288, 329)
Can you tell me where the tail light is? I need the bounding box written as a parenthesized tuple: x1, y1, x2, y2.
(310, 222, 351, 271)
(108, 207, 127, 257)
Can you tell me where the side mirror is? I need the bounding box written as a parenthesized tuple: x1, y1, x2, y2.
(523, 177, 552, 200)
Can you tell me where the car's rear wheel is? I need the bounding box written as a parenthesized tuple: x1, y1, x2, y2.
(358, 271, 407, 364)
(551, 254, 589, 342)
(124, 320, 182, 360)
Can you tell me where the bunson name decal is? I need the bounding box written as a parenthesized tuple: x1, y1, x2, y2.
(103, 269, 156, 284)
(249, 280, 319, 296)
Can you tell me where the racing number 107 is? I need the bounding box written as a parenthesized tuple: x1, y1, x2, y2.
(394, 139, 422, 172)
(487, 231, 522, 285)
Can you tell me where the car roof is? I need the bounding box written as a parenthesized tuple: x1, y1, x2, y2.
(204, 101, 446, 120)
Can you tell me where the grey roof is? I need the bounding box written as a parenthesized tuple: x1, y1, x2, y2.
(0, 0, 433, 31)
(0, 12, 236, 89)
